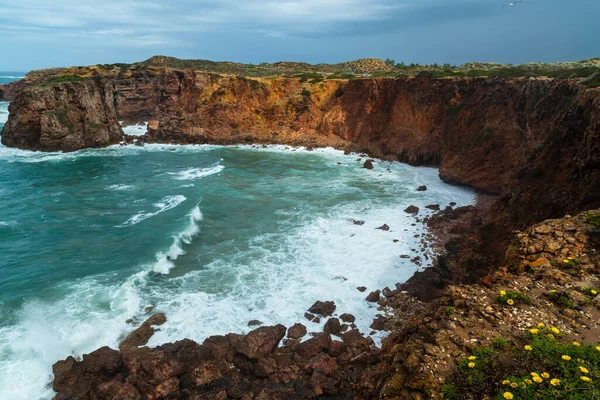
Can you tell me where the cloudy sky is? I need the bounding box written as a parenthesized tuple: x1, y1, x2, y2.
(0, 0, 598, 71)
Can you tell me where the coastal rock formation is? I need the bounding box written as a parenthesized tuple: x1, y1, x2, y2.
(3, 72, 598, 229)
(1, 80, 122, 151)
(51, 324, 383, 399)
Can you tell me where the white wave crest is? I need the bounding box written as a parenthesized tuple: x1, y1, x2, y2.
(118, 195, 186, 228)
(0, 76, 25, 79)
(169, 165, 224, 181)
(153, 205, 203, 274)
(106, 184, 134, 191)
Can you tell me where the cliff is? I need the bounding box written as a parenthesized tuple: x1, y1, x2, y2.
(2, 65, 600, 398)
(1, 80, 123, 151)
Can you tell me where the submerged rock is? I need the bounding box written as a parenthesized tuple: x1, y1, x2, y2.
(376, 224, 390, 231)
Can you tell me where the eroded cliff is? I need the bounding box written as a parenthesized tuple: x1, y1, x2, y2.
(1, 80, 123, 151)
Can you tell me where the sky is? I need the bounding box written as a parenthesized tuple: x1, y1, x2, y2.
(0, 0, 598, 71)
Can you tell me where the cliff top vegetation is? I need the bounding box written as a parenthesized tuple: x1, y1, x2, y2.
(20, 55, 600, 87)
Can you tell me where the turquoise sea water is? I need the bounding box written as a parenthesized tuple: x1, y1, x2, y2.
(0, 74, 476, 399)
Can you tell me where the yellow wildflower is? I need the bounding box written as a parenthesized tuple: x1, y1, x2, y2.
(581, 376, 592, 382)
(531, 372, 539, 377)
(550, 378, 561, 386)
(573, 341, 581, 347)
(500, 290, 507, 296)
(551, 327, 560, 334)
(596, 345, 600, 351)
(562, 355, 572, 361)
(563, 259, 569, 263)
(502, 380, 510, 385)
(547, 334, 555, 339)
(524, 345, 533, 351)
(537, 322, 545, 328)
(579, 366, 589, 374)
(507, 299, 515, 305)
(568, 257, 574, 260)
(468, 356, 477, 360)
(468, 362, 475, 368)
(530, 328, 539, 334)
(533, 376, 543, 383)
(592, 290, 598, 295)
(541, 372, 550, 379)
(510, 382, 518, 388)
(503, 392, 514, 400)
(525, 379, 532, 384)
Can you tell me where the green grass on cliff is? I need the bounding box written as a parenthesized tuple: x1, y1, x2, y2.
(443, 324, 600, 400)
(26, 55, 600, 87)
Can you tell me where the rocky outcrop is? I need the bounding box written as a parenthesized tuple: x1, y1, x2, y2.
(1, 80, 123, 151)
(51, 323, 382, 399)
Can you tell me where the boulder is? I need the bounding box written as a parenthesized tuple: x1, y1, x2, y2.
(308, 301, 336, 317)
(404, 205, 419, 214)
(247, 320, 263, 327)
(366, 290, 381, 303)
(119, 313, 167, 352)
(376, 224, 390, 231)
(294, 333, 332, 359)
(363, 160, 374, 169)
(323, 318, 341, 335)
(236, 325, 286, 359)
(287, 323, 308, 340)
(425, 204, 440, 211)
(339, 313, 356, 323)
(357, 286, 367, 292)
(417, 186, 427, 191)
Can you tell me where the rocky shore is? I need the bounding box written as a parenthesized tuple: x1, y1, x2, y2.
(50, 209, 600, 399)
(1, 63, 599, 398)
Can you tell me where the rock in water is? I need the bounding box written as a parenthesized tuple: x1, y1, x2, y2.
(324, 318, 341, 335)
(417, 186, 427, 191)
(404, 205, 419, 214)
(308, 300, 337, 317)
(363, 159, 374, 169)
(365, 290, 381, 302)
(376, 224, 390, 231)
(119, 313, 166, 352)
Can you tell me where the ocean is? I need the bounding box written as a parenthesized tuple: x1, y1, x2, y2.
(0, 73, 476, 399)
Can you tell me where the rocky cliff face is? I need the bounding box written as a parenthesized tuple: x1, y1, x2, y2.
(3, 71, 599, 261)
(1, 80, 123, 151)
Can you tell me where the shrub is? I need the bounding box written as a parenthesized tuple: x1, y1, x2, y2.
(587, 213, 600, 228)
(497, 290, 531, 306)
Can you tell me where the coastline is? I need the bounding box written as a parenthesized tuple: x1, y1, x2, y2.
(1, 64, 599, 398)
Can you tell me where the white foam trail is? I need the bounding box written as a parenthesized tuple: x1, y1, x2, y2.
(152, 205, 203, 274)
(106, 184, 134, 191)
(169, 165, 225, 181)
(118, 195, 186, 227)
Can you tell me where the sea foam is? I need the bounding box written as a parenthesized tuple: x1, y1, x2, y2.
(118, 195, 186, 227)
